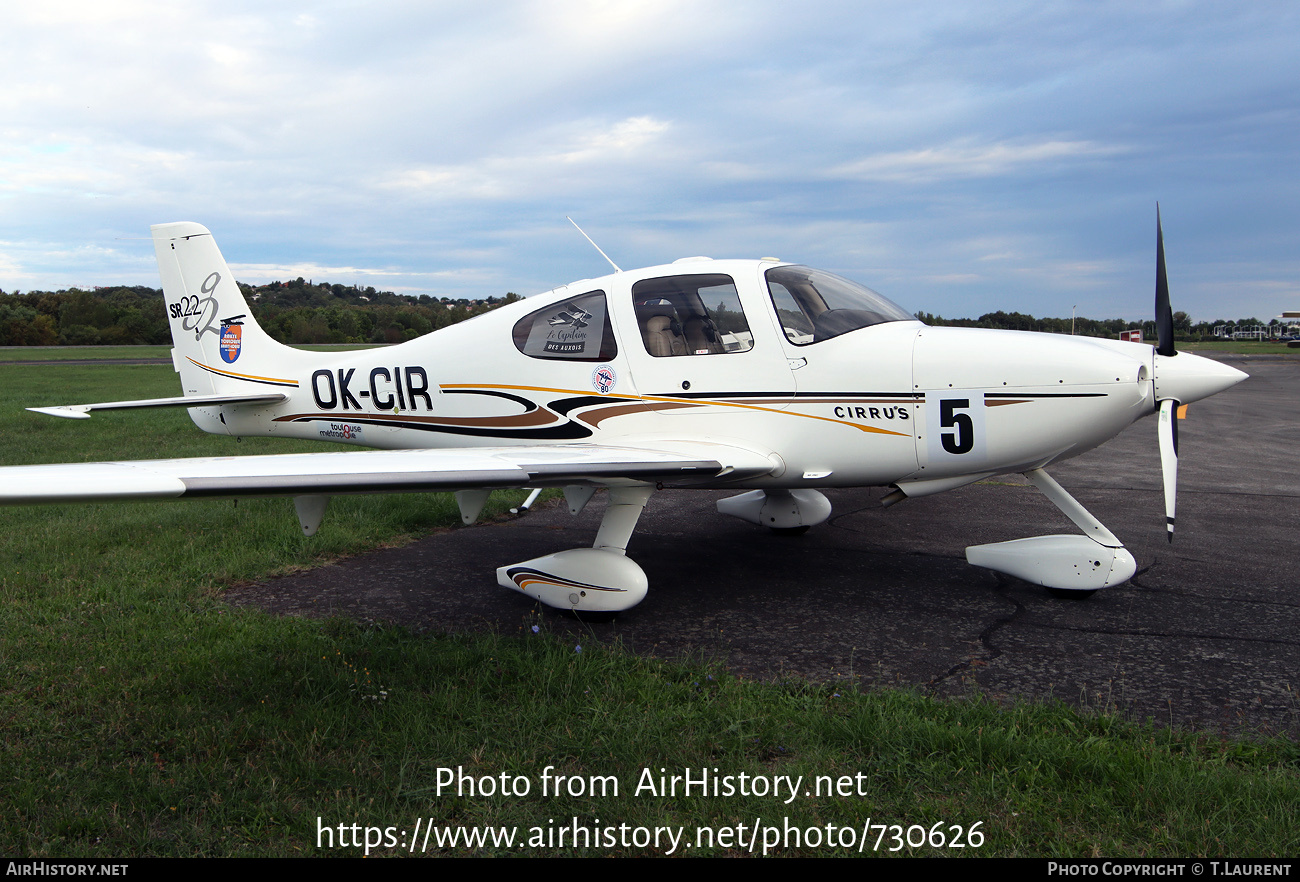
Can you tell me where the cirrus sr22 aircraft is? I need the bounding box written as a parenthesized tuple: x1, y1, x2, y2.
(2, 217, 1245, 613)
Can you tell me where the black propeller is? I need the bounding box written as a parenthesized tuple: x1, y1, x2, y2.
(1154, 204, 1179, 541)
(1155, 204, 1176, 358)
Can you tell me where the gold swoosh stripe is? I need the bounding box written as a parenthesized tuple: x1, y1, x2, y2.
(634, 393, 911, 437)
(188, 357, 299, 387)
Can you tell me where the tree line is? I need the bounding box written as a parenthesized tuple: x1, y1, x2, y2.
(0, 278, 521, 346)
(0, 278, 1280, 346)
(912, 310, 1285, 342)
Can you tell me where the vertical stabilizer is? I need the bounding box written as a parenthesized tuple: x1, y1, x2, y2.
(152, 222, 303, 400)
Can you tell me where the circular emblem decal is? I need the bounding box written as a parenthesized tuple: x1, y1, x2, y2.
(592, 364, 617, 394)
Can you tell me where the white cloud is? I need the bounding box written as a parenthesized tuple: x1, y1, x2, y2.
(0, 2, 1294, 321)
(376, 115, 673, 201)
(230, 262, 404, 281)
(832, 138, 1127, 183)
(228, 261, 508, 299)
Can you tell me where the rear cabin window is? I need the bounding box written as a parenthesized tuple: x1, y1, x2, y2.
(512, 291, 618, 361)
(632, 273, 754, 357)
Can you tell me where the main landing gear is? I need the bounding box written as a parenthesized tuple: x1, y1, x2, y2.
(497, 486, 835, 615)
(493, 471, 1133, 613)
(498, 485, 654, 614)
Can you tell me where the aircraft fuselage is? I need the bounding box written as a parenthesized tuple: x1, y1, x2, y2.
(205, 257, 1206, 497)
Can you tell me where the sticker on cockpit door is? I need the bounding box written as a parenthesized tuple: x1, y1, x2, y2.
(924, 391, 986, 464)
(592, 364, 617, 394)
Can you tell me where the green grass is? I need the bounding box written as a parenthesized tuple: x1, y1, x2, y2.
(1181, 340, 1300, 355)
(1, 364, 1297, 857)
(0, 345, 175, 361)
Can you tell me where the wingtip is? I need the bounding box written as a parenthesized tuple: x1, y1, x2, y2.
(27, 406, 91, 420)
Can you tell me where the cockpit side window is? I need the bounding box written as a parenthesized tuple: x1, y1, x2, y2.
(632, 273, 754, 357)
(765, 265, 914, 345)
(512, 290, 617, 361)
(769, 281, 817, 344)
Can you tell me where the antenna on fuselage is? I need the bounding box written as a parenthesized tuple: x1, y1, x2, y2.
(566, 217, 622, 273)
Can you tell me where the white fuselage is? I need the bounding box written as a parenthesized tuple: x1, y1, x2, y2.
(206, 258, 1195, 495)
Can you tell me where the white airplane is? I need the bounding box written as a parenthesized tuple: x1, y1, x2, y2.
(3, 217, 1245, 613)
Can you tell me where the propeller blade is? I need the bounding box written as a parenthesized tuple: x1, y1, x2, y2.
(1155, 205, 1175, 357)
(1157, 397, 1180, 542)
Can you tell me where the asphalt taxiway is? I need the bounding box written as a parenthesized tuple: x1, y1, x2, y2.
(229, 354, 1299, 735)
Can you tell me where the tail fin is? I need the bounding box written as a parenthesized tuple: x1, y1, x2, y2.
(152, 222, 305, 400)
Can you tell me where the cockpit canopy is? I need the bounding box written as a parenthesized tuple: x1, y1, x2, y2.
(765, 265, 915, 345)
(510, 261, 917, 364)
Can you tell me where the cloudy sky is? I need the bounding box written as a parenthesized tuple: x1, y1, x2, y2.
(2, 1, 1297, 323)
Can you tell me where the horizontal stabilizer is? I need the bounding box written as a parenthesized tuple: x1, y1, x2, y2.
(27, 393, 289, 420)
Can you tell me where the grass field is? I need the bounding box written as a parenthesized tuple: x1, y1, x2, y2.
(0, 345, 174, 361)
(1, 362, 1297, 857)
(1179, 340, 1300, 355)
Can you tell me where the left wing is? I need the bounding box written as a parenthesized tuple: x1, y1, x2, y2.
(0, 441, 777, 505)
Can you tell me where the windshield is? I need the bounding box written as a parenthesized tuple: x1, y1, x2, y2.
(765, 265, 915, 345)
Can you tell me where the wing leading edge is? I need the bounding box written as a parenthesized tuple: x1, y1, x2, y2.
(0, 441, 777, 505)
